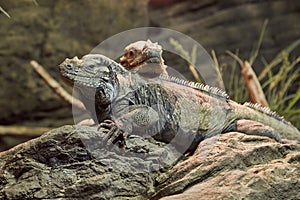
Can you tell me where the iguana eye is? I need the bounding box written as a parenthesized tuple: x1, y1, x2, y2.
(129, 49, 135, 57)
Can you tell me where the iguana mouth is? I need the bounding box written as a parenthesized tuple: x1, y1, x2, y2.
(59, 56, 82, 85)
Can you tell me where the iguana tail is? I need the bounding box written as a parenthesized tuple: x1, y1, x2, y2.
(229, 101, 300, 141)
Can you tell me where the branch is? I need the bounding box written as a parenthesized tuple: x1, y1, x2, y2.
(188, 64, 201, 83)
(211, 50, 225, 89)
(0, 6, 10, 18)
(241, 61, 269, 107)
(0, 125, 50, 137)
(30, 60, 85, 110)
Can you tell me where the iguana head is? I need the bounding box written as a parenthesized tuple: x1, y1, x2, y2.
(120, 40, 164, 70)
(59, 54, 125, 103)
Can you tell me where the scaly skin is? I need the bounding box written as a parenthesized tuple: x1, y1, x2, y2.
(59, 54, 300, 151)
(120, 40, 168, 77)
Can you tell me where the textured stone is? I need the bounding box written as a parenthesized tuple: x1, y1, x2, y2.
(154, 133, 300, 200)
(0, 126, 164, 199)
(0, 126, 299, 199)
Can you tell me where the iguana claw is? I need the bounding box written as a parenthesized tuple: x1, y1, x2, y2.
(97, 119, 126, 148)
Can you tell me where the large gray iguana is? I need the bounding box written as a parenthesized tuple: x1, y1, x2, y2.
(59, 54, 300, 152)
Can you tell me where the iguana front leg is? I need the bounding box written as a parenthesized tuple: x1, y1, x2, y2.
(97, 104, 160, 147)
(97, 119, 126, 148)
(112, 104, 160, 137)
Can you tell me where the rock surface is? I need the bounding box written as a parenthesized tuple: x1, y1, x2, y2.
(0, 126, 299, 199)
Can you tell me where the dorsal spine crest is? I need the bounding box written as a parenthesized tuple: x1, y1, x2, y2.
(244, 102, 290, 125)
(159, 74, 230, 100)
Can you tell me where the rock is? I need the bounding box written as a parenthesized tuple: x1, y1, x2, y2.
(0, 125, 178, 199)
(0, 126, 299, 199)
(154, 133, 300, 200)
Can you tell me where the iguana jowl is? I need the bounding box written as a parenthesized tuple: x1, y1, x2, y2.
(59, 54, 300, 151)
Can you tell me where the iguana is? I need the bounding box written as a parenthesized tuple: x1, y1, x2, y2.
(59, 54, 300, 152)
(120, 40, 168, 77)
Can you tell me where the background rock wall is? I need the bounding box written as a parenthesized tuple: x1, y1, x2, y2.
(149, 0, 300, 61)
(0, 0, 148, 126)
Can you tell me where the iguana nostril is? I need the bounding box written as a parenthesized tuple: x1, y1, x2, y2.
(66, 64, 72, 69)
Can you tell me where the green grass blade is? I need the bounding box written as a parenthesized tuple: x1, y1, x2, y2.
(249, 19, 268, 65)
(285, 87, 300, 112)
(226, 50, 243, 67)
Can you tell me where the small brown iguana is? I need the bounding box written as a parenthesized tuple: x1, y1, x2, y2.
(120, 40, 168, 77)
(59, 54, 300, 152)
